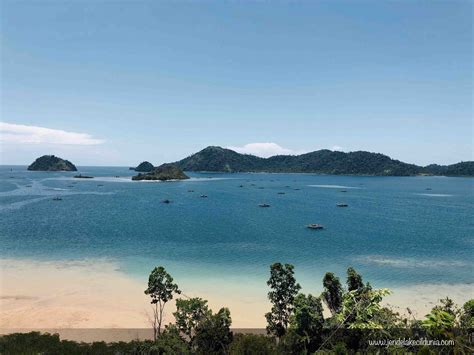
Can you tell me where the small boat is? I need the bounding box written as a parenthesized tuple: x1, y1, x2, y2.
(239, 185, 244, 188)
(340, 190, 347, 193)
(307, 224, 324, 230)
(52, 197, 62, 201)
(294, 188, 301, 191)
(259, 203, 270, 207)
(97, 184, 104, 187)
(337, 203, 348, 207)
(277, 192, 285, 195)
(162, 199, 172, 204)
(200, 195, 208, 198)
(425, 188, 432, 191)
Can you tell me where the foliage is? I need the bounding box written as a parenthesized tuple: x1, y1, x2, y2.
(144, 266, 181, 339)
(265, 263, 301, 339)
(152, 325, 190, 355)
(27, 155, 77, 171)
(322, 272, 343, 315)
(134, 161, 154, 172)
(133, 164, 189, 181)
(174, 297, 211, 341)
(228, 334, 276, 355)
(337, 288, 392, 329)
(174, 146, 473, 176)
(422, 309, 455, 338)
(460, 299, 474, 328)
(289, 293, 324, 353)
(193, 307, 233, 354)
(346, 267, 364, 292)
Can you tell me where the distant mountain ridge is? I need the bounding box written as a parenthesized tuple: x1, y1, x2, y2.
(173, 146, 473, 176)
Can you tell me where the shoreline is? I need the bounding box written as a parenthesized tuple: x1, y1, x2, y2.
(1, 257, 473, 334)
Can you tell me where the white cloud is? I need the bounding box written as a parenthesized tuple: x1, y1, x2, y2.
(0, 122, 104, 145)
(331, 145, 345, 151)
(227, 142, 304, 158)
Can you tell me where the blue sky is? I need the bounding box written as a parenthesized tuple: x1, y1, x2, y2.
(1, 0, 472, 166)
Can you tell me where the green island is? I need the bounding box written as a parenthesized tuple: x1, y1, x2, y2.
(173, 146, 474, 176)
(1, 263, 472, 354)
(131, 161, 155, 172)
(132, 164, 189, 181)
(27, 155, 77, 172)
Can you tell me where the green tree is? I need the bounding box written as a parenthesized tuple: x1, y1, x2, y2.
(194, 307, 233, 354)
(322, 272, 343, 315)
(337, 288, 391, 329)
(346, 267, 364, 292)
(289, 293, 325, 353)
(460, 299, 474, 329)
(265, 263, 301, 339)
(229, 334, 276, 355)
(174, 297, 211, 342)
(152, 325, 190, 355)
(144, 266, 181, 339)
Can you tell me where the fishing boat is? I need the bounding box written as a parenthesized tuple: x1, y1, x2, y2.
(307, 224, 324, 230)
(337, 203, 348, 207)
(162, 199, 172, 204)
(277, 192, 285, 195)
(200, 195, 208, 198)
(52, 197, 62, 201)
(259, 203, 270, 207)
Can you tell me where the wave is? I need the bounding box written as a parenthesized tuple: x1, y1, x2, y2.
(415, 193, 454, 197)
(357, 255, 469, 268)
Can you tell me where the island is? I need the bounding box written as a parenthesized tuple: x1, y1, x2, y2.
(131, 161, 154, 172)
(132, 164, 189, 181)
(171, 146, 474, 176)
(27, 155, 77, 171)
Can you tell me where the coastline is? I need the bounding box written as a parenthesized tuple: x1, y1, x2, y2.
(1, 258, 472, 337)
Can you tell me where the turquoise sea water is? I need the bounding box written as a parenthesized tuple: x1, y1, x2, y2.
(1, 166, 473, 294)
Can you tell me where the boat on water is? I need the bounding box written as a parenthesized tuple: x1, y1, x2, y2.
(162, 199, 172, 204)
(277, 192, 285, 195)
(239, 185, 244, 188)
(97, 184, 104, 187)
(425, 188, 432, 191)
(294, 188, 301, 191)
(307, 223, 324, 230)
(340, 190, 347, 193)
(52, 197, 62, 201)
(200, 195, 208, 198)
(259, 203, 270, 207)
(337, 203, 348, 207)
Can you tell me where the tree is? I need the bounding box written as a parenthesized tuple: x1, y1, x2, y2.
(174, 297, 211, 342)
(289, 293, 325, 352)
(194, 307, 233, 354)
(229, 334, 276, 355)
(346, 267, 364, 292)
(337, 288, 391, 329)
(460, 299, 474, 329)
(144, 266, 181, 340)
(322, 272, 343, 315)
(265, 263, 301, 339)
(152, 325, 190, 355)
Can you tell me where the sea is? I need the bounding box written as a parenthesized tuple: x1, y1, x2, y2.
(1, 165, 473, 302)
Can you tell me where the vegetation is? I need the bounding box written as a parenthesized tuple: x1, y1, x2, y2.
(144, 266, 181, 339)
(173, 146, 474, 176)
(132, 164, 189, 181)
(27, 155, 77, 171)
(133, 161, 155, 172)
(1, 263, 473, 354)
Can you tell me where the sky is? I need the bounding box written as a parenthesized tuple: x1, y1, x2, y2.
(1, 0, 472, 166)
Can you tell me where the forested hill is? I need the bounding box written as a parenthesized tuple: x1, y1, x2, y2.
(173, 146, 473, 176)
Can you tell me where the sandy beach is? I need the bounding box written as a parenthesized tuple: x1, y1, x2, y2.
(1, 258, 473, 341)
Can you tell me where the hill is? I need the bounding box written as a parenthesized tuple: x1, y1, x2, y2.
(132, 164, 189, 181)
(27, 155, 77, 171)
(173, 146, 473, 176)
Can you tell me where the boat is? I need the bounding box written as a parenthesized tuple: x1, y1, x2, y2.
(200, 195, 208, 198)
(277, 192, 285, 195)
(239, 185, 244, 188)
(340, 190, 347, 193)
(97, 184, 104, 187)
(294, 188, 301, 191)
(307, 224, 324, 229)
(52, 197, 62, 201)
(337, 203, 348, 207)
(259, 203, 270, 207)
(425, 188, 432, 191)
(162, 199, 172, 204)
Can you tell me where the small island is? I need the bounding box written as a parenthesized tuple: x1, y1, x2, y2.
(27, 155, 77, 171)
(132, 164, 189, 181)
(131, 161, 154, 172)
